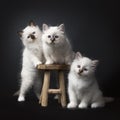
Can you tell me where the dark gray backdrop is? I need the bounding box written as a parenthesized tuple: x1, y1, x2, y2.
(0, 0, 119, 99)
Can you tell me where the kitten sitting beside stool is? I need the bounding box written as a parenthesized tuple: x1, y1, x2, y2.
(67, 52, 114, 109)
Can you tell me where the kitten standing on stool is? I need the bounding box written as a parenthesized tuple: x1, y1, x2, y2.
(41, 23, 75, 65)
(67, 52, 113, 109)
(17, 21, 44, 102)
(41, 23, 75, 100)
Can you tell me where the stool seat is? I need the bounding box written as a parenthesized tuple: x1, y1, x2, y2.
(37, 64, 70, 70)
(37, 64, 70, 107)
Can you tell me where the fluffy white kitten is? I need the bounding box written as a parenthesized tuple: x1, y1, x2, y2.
(41, 23, 74, 65)
(67, 52, 113, 109)
(17, 21, 44, 102)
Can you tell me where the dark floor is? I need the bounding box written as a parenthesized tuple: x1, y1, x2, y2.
(0, 94, 120, 120)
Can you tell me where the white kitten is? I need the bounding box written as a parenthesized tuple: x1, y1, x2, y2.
(17, 21, 44, 102)
(67, 52, 113, 109)
(41, 23, 74, 65)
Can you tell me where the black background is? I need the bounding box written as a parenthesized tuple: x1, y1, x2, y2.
(0, 0, 120, 120)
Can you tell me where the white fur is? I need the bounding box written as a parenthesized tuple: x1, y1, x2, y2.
(18, 23, 44, 102)
(41, 24, 74, 65)
(67, 52, 106, 109)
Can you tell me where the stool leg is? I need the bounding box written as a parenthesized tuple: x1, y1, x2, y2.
(58, 71, 66, 107)
(40, 70, 50, 107)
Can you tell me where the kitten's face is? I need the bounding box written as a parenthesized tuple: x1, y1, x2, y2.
(18, 21, 41, 46)
(42, 24, 65, 46)
(71, 52, 98, 77)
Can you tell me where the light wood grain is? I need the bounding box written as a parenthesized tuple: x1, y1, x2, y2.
(59, 71, 66, 107)
(37, 64, 70, 70)
(48, 89, 61, 94)
(39, 64, 67, 107)
(40, 71, 50, 107)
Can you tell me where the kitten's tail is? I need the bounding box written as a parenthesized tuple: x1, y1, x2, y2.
(13, 90, 20, 96)
(104, 97, 114, 103)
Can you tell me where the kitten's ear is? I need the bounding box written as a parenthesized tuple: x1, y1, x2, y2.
(17, 30, 23, 37)
(75, 52, 82, 60)
(28, 20, 36, 26)
(58, 24, 65, 32)
(42, 24, 49, 31)
(92, 60, 99, 67)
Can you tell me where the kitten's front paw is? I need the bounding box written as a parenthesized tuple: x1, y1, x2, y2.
(67, 102, 77, 109)
(35, 61, 42, 68)
(45, 60, 54, 64)
(78, 102, 88, 109)
(18, 96, 25, 102)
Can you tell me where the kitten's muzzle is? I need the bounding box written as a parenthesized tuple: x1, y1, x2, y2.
(51, 38, 55, 43)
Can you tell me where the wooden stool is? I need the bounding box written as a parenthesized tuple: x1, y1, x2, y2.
(37, 64, 70, 107)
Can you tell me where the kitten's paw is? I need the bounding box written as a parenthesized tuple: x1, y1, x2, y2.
(35, 61, 42, 67)
(18, 96, 25, 102)
(91, 102, 105, 108)
(45, 60, 54, 64)
(78, 103, 88, 109)
(67, 102, 77, 109)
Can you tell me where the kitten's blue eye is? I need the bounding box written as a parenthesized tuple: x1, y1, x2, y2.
(77, 65, 81, 68)
(48, 35, 51, 38)
(84, 68, 88, 71)
(32, 32, 35, 34)
(55, 35, 59, 38)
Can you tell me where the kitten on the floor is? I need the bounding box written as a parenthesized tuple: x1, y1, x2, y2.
(41, 23, 75, 65)
(67, 52, 113, 109)
(17, 21, 44, 102)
